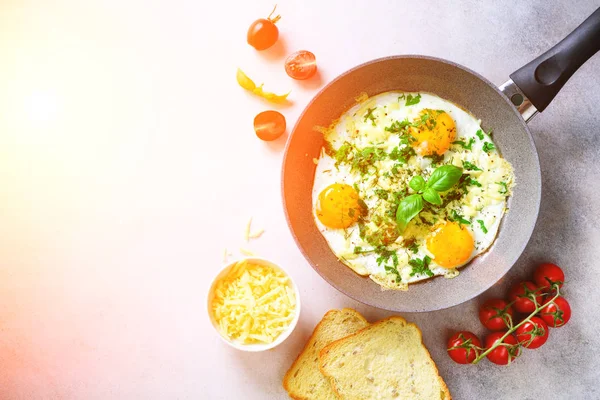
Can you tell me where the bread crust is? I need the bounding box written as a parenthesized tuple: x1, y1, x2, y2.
(283, 308, 368, 400)
(318, 316, 451, 400)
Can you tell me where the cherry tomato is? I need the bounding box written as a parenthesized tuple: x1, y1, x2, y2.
(253, 110, 286, 141)
(539, 296, 571, 328)
(284, 50, 317, 80)
(484, 332, 521, 365)
(479, 299, 514, 331)
(447, 331, 481, 364)
(508, 281, 544, 313)
(516, 316, 549, 349)
(534, 263, 564, 290)
(247, 6, 281, 50)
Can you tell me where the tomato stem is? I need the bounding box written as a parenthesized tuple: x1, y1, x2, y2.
(472, 286, 561, 364)
(267, 4, 281, 24)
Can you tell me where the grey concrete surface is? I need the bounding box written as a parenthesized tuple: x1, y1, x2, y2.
(348, 2, 600, 399)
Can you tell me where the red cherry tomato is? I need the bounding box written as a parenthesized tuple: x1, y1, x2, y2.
(247, 6, 281, 50)
(479, 299, 514, 331)
(539, 296, 571, 327)
(516, 316, 549, 349)
(447, 331, 481, 364)
(534, 263, 564, 290)
(484, 332, 521, 365)
(253, 110, 286, 141)
(284, 50, 318, 80)
(508, 281, 544, 313)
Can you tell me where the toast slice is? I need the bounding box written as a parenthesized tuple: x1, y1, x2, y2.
(319, 316, 451, 400)
(283, 309, 369, 400)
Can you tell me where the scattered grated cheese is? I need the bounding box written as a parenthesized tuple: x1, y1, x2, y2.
(244, 217, 253, 242)
(211, 261, 296, 344)
(248, 228, 265, 239)
(240, 247, 256, 256)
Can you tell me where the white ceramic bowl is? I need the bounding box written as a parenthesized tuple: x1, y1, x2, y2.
(207, 257, 301, 352)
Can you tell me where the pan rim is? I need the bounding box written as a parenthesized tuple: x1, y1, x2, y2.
(281, 54, 542, 312)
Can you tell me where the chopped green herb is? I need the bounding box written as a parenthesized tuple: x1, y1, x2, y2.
(425, 153, 445, 166)
(476, 129, 484, 140)
(408, 242, 419, 254)
(374, 188, 388, 200)
(405, 93, 421, 106)
(385, 119, 411, 133)
(335, 142, 352, 164)
(482, 142, 496, 152)
(465, 177, 482, 187)
(397, 94, 406, 102)
(353, 182, 360, 192)
(364, 107, 377, 126)
(462, 161, 482, 171)
(477, 219, 488, 234)
(452, 137, 475, 150)
(384, 264, 402, 283)
(449, 210, 471, 226)
(409, 255, 433, 277)
(497, 181, 508, 194)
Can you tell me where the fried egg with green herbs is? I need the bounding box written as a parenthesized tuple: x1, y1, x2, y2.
(312, 92, 515, 290)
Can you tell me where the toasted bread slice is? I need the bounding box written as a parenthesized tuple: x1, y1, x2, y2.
(319, 316, 451, 400)
(283, 309, 369, 400)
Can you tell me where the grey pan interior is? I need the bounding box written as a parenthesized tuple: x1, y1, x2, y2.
(282, 56, 541, 312)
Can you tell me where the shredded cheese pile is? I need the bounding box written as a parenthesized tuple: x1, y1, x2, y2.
(212, 261, 296, 344)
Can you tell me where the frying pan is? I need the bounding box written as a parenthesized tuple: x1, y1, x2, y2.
(282, 8, 600, 312)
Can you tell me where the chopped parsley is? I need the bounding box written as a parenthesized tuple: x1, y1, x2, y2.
(462, 161, 482, 171)
(385, 119, 411, 133)
(334, 142, 352, 164)
(465, 177, 482, 187)
(374, 188, 388, 200)
(409, 256, 433, 277)
(477, 219, 488, 234)
(452, 137, 475, 150)
(476, 129, 484, 140)
(425, 153, 445, 166)
(405, 93, 421, 106)
(449, 210, 471, 226)
(482, 142, 496, 152)
(408, 242, 419, 254)
(364, 107, 377, 126)
(497, 181, 508, 194)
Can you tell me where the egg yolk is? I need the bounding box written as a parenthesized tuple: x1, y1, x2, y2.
(426, 221, 474, 268)
(316, 183, 364, 229)
(410, 109, 456, 156)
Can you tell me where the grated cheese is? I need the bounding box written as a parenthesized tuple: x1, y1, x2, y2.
(211, 261, 296, 345)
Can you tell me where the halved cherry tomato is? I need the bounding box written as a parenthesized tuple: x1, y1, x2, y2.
(479, 299, 514, 331)
(516, 316, 549, 349)
(539, 296, 571, 328)
(253, 110, 286, 141)
(447, 331, 481, 364)
(484, 332, 521, 365)
(285, 50, 317, 80)
(508, 281, 544, 313)
(247, 6, 281, 50)
(534, 263, 564, 290)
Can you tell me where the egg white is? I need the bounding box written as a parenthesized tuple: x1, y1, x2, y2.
(312, 92, 515, 290)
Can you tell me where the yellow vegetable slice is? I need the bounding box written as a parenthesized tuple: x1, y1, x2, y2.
(236, 68, 290, 103)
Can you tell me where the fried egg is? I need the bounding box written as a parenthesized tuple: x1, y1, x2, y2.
(312, 92, 515, 290)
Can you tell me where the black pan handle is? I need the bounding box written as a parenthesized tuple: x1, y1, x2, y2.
(510, 7, 600, 112)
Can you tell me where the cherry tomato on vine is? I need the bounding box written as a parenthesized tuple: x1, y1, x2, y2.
(484, 332, 521, 365)
(479, 299, 514, 331)
(247, 6, 281, 50)
(508, 281, 544, 313)
(539, 296, 571, 328)
(516, 316, 549, 349)
(534, 263, 564, 290)
(447, 331, 481, 364)
(253, 110, 286, 141)
(285, 50, 317, 80)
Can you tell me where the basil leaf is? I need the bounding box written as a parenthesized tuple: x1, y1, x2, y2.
(426, 165, 463, 192)
(396, 194, 423, 232)
(409, 176, 425, 192)
(423, 187, 442, 205)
